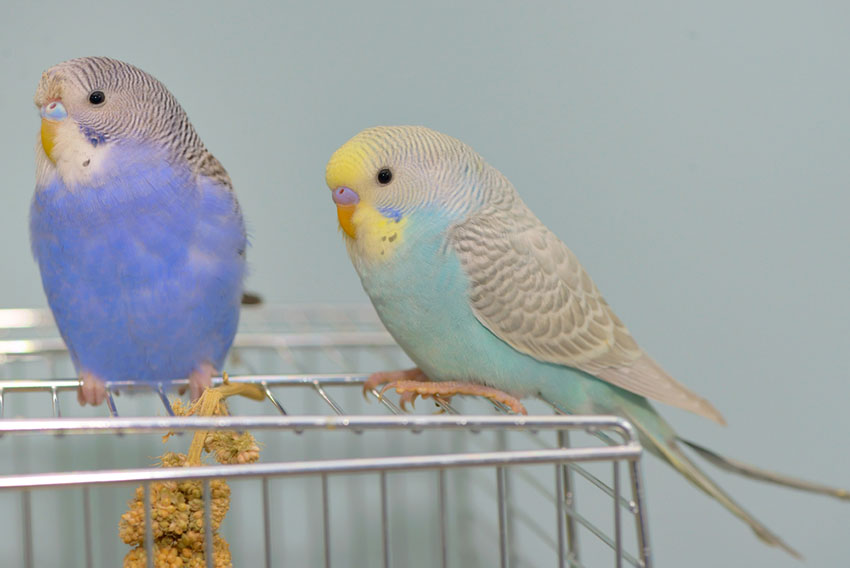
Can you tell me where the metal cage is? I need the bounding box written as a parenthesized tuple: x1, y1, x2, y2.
(0, 305, 652, 568)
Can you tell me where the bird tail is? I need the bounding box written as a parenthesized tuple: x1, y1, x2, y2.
(678, 438, 850, 500)
(625, 413, 803, 559)
(241, 292, 263, 305)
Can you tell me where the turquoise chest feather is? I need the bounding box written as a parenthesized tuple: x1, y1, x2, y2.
(352, 210, 617, 410)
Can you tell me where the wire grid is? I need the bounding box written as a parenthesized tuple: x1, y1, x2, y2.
(0, 305, 652, 568)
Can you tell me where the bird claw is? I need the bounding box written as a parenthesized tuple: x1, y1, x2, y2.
(375, 382, 450, 411)
(397, 388, 418, 410)
(363, 367, 430, 398)
(189, 363, 216, 401)
(378, 380, 527, 414)
(77, 372, 107, 406)
(364, 369, 527, 415)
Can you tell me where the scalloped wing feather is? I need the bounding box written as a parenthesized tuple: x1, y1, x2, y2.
(451, 201, 725, 425)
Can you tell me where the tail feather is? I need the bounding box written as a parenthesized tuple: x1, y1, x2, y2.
(626, 413, 803, 559)
(240, 292, 263, 305)
(680, 438, 850, 500)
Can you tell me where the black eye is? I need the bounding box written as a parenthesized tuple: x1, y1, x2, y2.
(88, 91, 105, 105)
(377, 168, 393, 185)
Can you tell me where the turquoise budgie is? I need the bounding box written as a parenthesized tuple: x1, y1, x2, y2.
(31, 57, 246, 405)
(326, 125, 848, 557)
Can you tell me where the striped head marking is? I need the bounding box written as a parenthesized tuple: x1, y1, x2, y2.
(34, 56, 213, 187)
(325, 126, 492, 256)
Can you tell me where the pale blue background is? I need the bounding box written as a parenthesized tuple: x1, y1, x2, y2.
(1, 1, 849, 566)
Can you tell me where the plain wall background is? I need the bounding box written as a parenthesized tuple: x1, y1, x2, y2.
(1, 1, 849, 566)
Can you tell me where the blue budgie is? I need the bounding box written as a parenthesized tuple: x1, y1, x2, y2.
(31, 57, 246, 405)
(326, 125, 848, 557)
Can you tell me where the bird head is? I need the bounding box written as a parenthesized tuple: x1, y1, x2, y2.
(325, 125, 497, 251)
(34, 56, 204, 186)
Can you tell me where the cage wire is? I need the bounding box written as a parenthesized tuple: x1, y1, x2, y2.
(0, 305, 651, 568)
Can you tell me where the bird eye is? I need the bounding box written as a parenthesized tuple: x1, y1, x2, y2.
(377, 168, 393, 185)
(88, 91, 106, 105)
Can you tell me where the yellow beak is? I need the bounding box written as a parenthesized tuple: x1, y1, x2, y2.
(336, 204, 357, 239)
(40, 118, 58, 164)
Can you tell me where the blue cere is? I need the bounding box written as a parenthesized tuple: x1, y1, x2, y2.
(41, 100, 67, 121)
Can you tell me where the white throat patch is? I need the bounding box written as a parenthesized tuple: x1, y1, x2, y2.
(36, 119, 112, 189)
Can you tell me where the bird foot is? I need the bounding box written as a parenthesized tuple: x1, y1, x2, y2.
(363, 367, 430, 397)
(379, 380, 528, 415)
(77, 372, 107, 406)
(189, 362, 216, 401)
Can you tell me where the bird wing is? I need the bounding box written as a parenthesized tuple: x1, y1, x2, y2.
(450, 202, 725, 424)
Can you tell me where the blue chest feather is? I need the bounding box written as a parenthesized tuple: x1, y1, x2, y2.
(30, 145, 246, 383)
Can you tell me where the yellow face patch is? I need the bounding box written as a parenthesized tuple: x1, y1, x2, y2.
(326, 138, 373, 191)
(348, 204, 408, 262)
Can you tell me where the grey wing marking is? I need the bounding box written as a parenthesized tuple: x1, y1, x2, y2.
(196, 150, 234, 189)
(452, 204, 725, 424)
